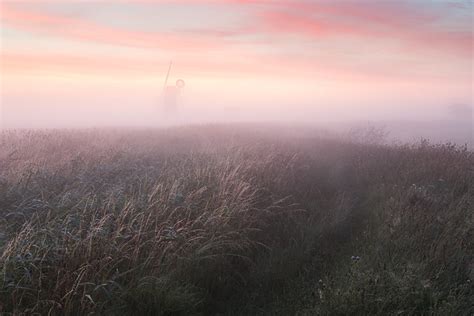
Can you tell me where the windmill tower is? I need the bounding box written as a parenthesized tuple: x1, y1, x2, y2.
(162, 61, 185, 114)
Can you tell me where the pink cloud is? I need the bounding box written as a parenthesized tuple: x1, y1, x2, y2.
(1, 51, 275, 78)
(1, 1, 470, 84)
(3, 1, 470, 57)
(0, 3, 224, 50)
(259, 2, 472, 57)
(3, 49, 463, 83)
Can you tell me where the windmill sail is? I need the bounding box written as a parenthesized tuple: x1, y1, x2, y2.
(163, 61, 173, 93)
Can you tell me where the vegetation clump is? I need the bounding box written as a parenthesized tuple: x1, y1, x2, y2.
(0, 126, 472, 315)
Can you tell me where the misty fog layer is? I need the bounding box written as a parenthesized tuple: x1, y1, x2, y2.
(1, 1, 472, 145)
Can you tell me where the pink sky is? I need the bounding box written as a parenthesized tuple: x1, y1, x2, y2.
(1, 0, 472, 127)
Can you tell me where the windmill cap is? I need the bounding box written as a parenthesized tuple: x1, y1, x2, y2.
(176, 79, 185, 88)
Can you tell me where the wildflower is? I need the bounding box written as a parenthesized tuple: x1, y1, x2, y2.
(351, 255, 361, 262)
(318, 289, 324, 300)
(421, 279, 431, 288)
(163, 226, 178, 240)
(318, 279, 326, 289)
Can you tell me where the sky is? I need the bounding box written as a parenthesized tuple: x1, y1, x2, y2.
(0, 0, 472, 127)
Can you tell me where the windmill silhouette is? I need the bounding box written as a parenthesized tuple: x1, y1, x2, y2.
(162, 61, 185, 114)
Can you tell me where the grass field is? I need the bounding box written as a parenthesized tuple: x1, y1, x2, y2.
(0, 125, 472, 315)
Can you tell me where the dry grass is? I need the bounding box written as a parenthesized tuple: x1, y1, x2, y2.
(0, 126, 472, 315)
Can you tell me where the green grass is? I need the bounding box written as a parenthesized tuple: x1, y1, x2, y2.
(0, 126, 472, 315)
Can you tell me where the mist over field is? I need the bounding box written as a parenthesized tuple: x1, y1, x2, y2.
(2, 109, 472, 148)
(2, 88, 472, 146)
(1, 0, 472, 146)
(0, 1, 473, 315)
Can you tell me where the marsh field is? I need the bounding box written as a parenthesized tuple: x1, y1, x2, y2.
(0, 125, 472, 315)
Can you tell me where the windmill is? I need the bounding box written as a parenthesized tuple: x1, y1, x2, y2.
(162, 61, 185, 114)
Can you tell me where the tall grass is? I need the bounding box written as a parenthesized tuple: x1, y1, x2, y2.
(0, 126, 472, 315)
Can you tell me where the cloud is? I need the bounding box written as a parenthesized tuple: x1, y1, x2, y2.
(2, 1, 471, 57)
(4, 49, 465, 84)
(1, 1, 471, 85)
(257, 1, 472, 57)
(0, 3, 224, 51)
